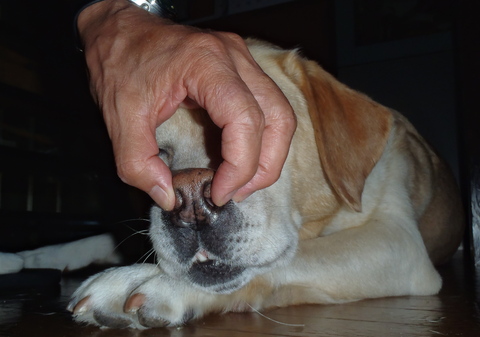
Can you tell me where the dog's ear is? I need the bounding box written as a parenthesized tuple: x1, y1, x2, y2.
(279, 51, 392, 211)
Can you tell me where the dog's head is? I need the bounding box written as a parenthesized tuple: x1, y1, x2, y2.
(150, 39, 392, 294)
(150, 107, 299, 294)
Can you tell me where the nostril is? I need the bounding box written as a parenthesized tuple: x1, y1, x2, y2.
(174, 190, 183, 210)
(203, 182, 215, 209)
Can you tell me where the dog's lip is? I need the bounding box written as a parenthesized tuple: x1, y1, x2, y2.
(188, 252, 246, 293)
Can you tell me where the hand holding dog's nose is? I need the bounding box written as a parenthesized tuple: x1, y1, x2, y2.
(77, 0, 296, 210)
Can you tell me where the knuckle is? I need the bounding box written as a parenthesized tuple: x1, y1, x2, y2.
(218, 31, 245, 46)
(186, 31, 248, 63)
(186, 32, 226, 54)
(284, 107, 298, 133)
(227, 110, 265, 142)
(204, 78, 266, 130)
(237, 103, 265, 127)
(260, 174, 280, 190)
(116, 160, 146, 184)
(271, 102, 297, 134)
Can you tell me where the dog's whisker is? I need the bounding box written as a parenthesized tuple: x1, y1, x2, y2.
(112, 229, 150, 253)
(117, 218, 151, 223)
(133, 230, 149, 236)
(246, 303, 305, 327)
(115, 218, 151, 226)
(155, 256, 163, 269)
(136, 248, 156, 264)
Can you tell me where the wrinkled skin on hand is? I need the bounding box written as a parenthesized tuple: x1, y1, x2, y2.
(77, 0, 296, 210)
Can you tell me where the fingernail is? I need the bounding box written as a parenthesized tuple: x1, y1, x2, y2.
(150, 185, 174, 211)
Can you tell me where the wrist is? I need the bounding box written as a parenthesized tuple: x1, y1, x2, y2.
(75, 0, 129, 52)
(77, 1, 109, 30)
(75, 0, 176, 52)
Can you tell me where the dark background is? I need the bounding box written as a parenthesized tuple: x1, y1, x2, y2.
(0, 0, 477, 262)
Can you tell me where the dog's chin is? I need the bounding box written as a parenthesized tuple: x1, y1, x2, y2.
(165, 242, 295, 294)
(187, 260, 249, 294)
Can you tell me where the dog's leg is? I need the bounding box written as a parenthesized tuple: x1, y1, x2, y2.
(18, 234, 121, 271)
(0, 252, 24, 274)
(68, 217, 441, 329)
(178, 216, 442, 315)
(257, 216, 442, 309)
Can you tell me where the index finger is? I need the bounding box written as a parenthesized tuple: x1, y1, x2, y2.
(200, 76, 266, 206)
(231, 70, 296, 201)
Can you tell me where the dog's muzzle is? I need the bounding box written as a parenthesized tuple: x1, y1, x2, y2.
(157, 168, 247, 293)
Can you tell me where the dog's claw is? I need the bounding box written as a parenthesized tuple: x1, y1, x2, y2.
(69, 296, 91, 315)
(124, 293, 146, 313)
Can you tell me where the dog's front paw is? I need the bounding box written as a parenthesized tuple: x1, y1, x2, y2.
(68, 264, 159, 328)
(68, 264, 206, 328)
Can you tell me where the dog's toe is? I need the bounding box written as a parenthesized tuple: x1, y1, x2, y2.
(93, 311, 133, 329)
(68, 265, 161, 328)
(125, 293, 170, 328)
(68, 295, 134, 328)
(136, 308, 170, 328)
(126, 276, 199, 327)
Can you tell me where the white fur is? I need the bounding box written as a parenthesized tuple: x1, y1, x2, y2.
(0, 234, 120, 274)
(0, 253, 24, 274)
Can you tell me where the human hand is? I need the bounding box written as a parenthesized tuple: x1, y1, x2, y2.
(77, 0, 296, 211)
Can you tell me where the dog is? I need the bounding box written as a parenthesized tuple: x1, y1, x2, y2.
(68, 39, 464, 329)
(0, 234, 121, 275)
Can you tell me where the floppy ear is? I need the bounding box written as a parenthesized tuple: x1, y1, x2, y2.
(279, 52, 393, 211)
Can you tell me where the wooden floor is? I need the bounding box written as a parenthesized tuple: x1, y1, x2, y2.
(1, 252, 479, 337)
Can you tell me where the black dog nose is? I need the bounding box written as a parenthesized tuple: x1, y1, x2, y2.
(171, 168, 218, 229)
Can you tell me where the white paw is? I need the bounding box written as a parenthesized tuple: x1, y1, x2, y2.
(0, 253, 24, 274)
(68, 264, 207, 328)
(18, 234, 121, 271)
